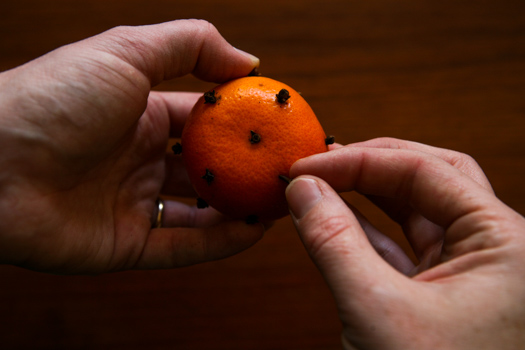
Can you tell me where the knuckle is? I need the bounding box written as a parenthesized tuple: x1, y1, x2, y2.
(103, 25, 137, 43)
(450, 151, 479, 170)
(373, 137, 403, 149)
(307, 215, 351, 257)
(186, 19, 218, 37)
(448, 151, 492, 190)
(100, 25, 150, 59)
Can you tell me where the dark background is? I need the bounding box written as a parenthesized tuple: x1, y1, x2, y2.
(1, 1, 524, 349)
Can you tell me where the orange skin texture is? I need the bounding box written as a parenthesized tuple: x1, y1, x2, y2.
(181, 76, 328, 221)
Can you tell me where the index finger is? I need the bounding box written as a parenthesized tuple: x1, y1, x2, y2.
(148, 91, 201, 138)
(348, 137, 493, 192)
(290, 146, 497, 229)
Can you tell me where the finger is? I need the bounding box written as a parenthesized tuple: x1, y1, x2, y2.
(290, 146, 495, 230)
(329, 142, 344, 151)
(143, 91, 206, 198)
(161, 154, 196, 198)
(93, 19, 260, 86)
(285, 176, 399, 309)
(343, 197, 415, 274)
(135, 221, 265, 269)
(311, 139, 484, 260)
(348, 137, 493, 192)
(144, 92, 199, 197)
(148, 91, 202, 138)
(161, 199, 225, 228)
(349, 138, 491, 259)
(366, 194, 445, 261)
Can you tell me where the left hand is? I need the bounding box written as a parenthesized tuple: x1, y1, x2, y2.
(0, 19, 265, 274)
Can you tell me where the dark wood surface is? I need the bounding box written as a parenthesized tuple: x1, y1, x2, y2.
(1, 1, 524, 349)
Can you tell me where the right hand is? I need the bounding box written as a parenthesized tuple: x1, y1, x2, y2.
(286, 137, 525, 349)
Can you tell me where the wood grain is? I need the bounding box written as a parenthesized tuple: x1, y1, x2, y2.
(1, 0, 524, 349)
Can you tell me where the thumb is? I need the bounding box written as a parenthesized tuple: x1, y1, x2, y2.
(89, 19, 260, 85)
(285, 176, 397, 305)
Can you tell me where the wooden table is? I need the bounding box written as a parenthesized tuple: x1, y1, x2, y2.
(1, 1, 524, 349)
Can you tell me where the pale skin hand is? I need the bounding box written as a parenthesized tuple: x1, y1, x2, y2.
(0, 20, 265, 274)
(286, 138, 525, 349)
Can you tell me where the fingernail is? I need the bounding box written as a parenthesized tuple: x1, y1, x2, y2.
(248, 67, 261, 76)
(234, 47, 260, 67)
(285, 178, 322, 220)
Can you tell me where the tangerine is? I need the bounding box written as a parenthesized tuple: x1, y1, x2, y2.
(181, 76, 329, 221)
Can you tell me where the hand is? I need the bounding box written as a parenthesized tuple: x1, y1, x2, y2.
(0, 20, 265, 274)
(286, 138, 525, 349)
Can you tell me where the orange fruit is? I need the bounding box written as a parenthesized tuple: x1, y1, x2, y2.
(180, 76, 329, 222)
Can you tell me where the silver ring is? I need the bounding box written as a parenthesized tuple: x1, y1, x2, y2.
(153, 198, 164, 228)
